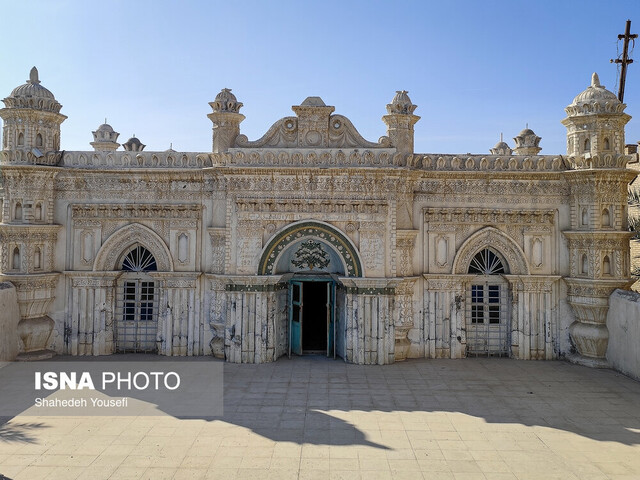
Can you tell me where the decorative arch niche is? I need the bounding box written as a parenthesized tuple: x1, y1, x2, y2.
(452, 227, 529, 275)
(258, 220, 363, 276)
(93, 223, 173, 271)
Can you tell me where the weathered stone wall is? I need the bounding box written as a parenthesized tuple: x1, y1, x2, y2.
(0, 282, 20, 361)
(607, 289, 640, 380)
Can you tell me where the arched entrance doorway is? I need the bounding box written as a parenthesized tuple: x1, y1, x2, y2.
(289, 273, 338, 358)
(115, 245, 159, 353)
(466, 248, 510, 356)
(258, 221, 362, 360)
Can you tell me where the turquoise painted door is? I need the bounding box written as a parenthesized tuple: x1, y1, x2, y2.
(327, 282, 335, 358)
(289, 281, 303, 356)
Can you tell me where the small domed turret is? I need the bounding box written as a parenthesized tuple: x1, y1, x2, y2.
(2, 67, 62, 113)
(513, 127, 541, 155)
(490, 135, 512, 155)
(386, 90, 417, 115)
(122, 135, 145, 152)
(208, 88, 246, 153)
(0, 67, 67, 154)
(210, 88, 243, 113)
(562, 73, 631, 156)
(569, 73, 620, 110)
(91, 122, 120, 152)
(382, 90, 420, 155)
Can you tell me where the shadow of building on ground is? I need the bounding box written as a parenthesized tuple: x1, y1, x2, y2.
(1, 355, 639, 450)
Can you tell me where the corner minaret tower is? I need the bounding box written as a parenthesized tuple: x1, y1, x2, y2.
(0, 67, 64, 359)
(562, 72, 636, 366)
(382, 91, 420, 155)
(208, 88, 245, 153)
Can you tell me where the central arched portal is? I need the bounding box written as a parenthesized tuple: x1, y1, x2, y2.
(259, 221, 361, 359)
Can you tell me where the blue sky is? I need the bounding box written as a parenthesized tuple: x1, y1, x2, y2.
(1, 0, 640, 155)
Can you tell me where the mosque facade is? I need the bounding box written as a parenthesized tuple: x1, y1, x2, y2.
(0, 67, 636, 365)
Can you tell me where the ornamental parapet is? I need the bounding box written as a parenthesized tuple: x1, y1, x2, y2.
(406, 154, 565, 171)
(565, 153, 634, 170)
(56, 151, 212, 169)
(209, 150, 569, 171)
(213, 148, 398, 168)
(0, 149, 62, 166)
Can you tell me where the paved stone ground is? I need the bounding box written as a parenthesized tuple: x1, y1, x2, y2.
(1, 356, 640, 480)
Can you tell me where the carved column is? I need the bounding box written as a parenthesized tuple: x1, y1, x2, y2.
(394, 278, 417, 361)
(207, 227, 227, 274)
(207, 275, 227, 359)
(396, 229, 418, 277)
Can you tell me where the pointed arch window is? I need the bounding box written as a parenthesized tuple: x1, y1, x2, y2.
(601, 208, 611, 227)
(468, 249, 506, 275)
(121, 245, 157, 272)
(117, 245, 158, 353)
(467, 248, 509, 356)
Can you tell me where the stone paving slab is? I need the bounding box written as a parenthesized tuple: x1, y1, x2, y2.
(1, 356, 640, 479)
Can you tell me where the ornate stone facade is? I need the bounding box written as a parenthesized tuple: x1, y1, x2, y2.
(0, 68, 636, 365)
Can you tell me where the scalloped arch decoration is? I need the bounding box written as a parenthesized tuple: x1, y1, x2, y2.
(452, 226, 529, 275)
(93, 223, 173, 271)
(258, 220, 363, 277)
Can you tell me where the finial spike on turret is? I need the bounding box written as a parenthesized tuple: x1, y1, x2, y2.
(29, 66, 40, 85)
(500, 132, 503, 142)
(591, 72, 600, 87)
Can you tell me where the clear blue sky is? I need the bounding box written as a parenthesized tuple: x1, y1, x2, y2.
(1, 0, 640, 155)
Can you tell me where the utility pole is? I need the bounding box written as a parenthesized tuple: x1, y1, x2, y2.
(611, 20, 637, 102)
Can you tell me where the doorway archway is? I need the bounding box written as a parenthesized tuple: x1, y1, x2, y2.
(288, 274, 340, 358)
(115, 245, 159, 353)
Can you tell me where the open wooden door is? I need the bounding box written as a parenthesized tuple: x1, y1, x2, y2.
(289, 280, 303, 356)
